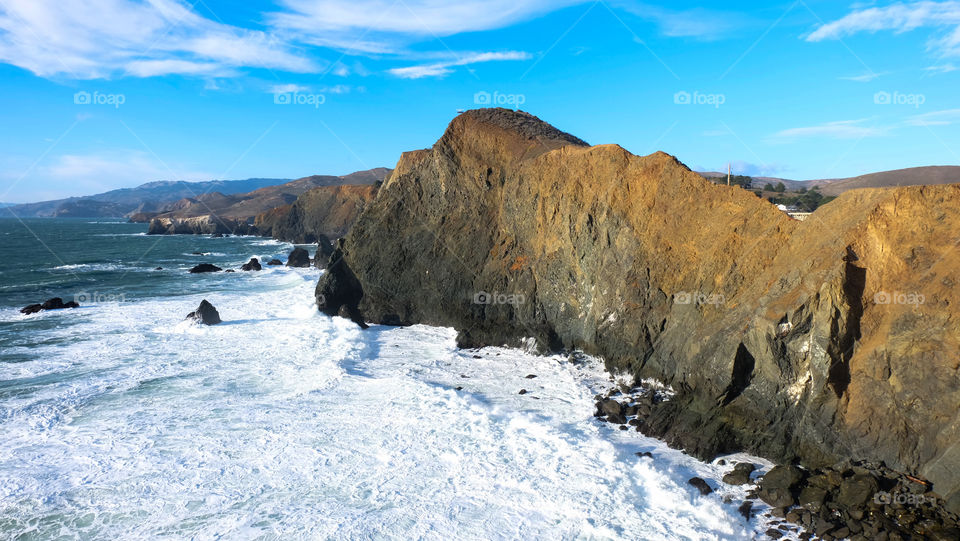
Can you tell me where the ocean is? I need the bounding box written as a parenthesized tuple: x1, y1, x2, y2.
(0, 218, 780, 540)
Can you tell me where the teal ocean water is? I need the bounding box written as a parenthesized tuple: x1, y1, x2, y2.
(0, 218, 777, 540)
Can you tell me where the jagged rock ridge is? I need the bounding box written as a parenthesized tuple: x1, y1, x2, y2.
(316, 108, 960, 511)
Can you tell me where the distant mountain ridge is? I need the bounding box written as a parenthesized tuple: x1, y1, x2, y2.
(134, 168, 390, 224)
(3, 177, 293, 218)
(699, 165, 960, 194)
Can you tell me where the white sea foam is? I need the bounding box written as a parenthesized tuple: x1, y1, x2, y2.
(0, 268, 789, 540)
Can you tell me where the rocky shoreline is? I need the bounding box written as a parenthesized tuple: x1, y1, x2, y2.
(312, 108, 960, 537)
(595, 383, 960, 539)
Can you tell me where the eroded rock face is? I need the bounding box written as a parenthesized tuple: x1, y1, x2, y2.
(315, 108, 960, 507)
(253, 184, 378, 243)
(147, 216, 254, 235)
(314, 234, 335, 269)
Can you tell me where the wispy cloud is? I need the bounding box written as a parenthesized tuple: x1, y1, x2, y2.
(1, 149, 215, 201)
(270, 0, 584, 53)
(924, 63, 958, 73)
(840, 72, 887, 82)
(611, 1, 750, 40)
(807, 1, 960, 57)
(906, 108, 960, 125)
(0, 0, 318, 79)
(772, 119, 889, 140)
(388, 51, 532, 79)
(269, 84, 310, 94)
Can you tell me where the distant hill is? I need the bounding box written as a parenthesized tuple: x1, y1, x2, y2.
(813, 166, 960, 196)
(4, 177, 293, 218)
(135, 168, 391, 224)
(699, 165, 960, 195)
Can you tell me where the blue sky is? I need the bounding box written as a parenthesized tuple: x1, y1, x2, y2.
(0, 0, 958, 202)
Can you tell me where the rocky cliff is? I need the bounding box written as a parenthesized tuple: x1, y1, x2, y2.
(316, 108, 960, 510)
(253, 184, 378, 243)
(142, 169, 388, 235)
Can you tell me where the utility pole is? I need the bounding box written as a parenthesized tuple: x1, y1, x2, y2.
(727, 163, 731, 186)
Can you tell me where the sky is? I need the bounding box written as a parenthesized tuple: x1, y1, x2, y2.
(0, 0, 958, 203)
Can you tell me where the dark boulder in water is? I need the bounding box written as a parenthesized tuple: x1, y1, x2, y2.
(267, 259, 282, 266)
(241, 257, 262, 271)
(688, 477, 713, 496)
(186, 299, 221, 325)
(20, 297, 79, 314)
(188, 263, 222, 273)
(286, 247, 310, 268)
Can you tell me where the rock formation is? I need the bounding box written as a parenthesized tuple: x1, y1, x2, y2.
(148, 216, 254, 235)
(253, 184, 378, 243)
(314, 234, 334, 269)
(20, 297, 80, 314)
(316, 108, 960, 510)
(286, 247, 310, 268)
(241, 257, 262, 271)
(188, 263, 222, 273)
(143, 170, 385, 236)
(186, 299, 221, 325)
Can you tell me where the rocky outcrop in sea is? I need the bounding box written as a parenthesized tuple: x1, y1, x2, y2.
(315, 108, 960, 526)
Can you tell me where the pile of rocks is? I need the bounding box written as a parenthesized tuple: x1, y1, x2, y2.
(20, 297, 79, 314)
(593, 384, 667, 430)
(751, 461, 960, 540)
(592, 380, 960, 539)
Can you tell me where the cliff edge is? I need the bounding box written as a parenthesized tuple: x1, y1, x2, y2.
(316, 108, 960, 511)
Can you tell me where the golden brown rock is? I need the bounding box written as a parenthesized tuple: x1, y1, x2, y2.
(317, 108, 960, 510)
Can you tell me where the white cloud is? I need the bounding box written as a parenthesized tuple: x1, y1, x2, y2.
(269, 83, 311, 94)
(772, 119, 888, 140)
(807, 1, 960, 57)
(0, 0, 318, 79)
(388, 51, 532, 79)
(906, 108, 960, 125)
(924, 62, 958, 73)
(1, 150, 216, 201)
(611, 1, 750, 40)
(270, 0, 584, 53)
(840, 72, 887, 82)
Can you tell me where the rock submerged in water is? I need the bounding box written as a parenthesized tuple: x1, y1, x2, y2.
(185, 299, 221, 325)
(241, 257, 262, 271)
(286, 247, 310, 268)
(266, 259, 282, 266)
(20, 297, 80, 314)
(188, 263, 222, 273)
